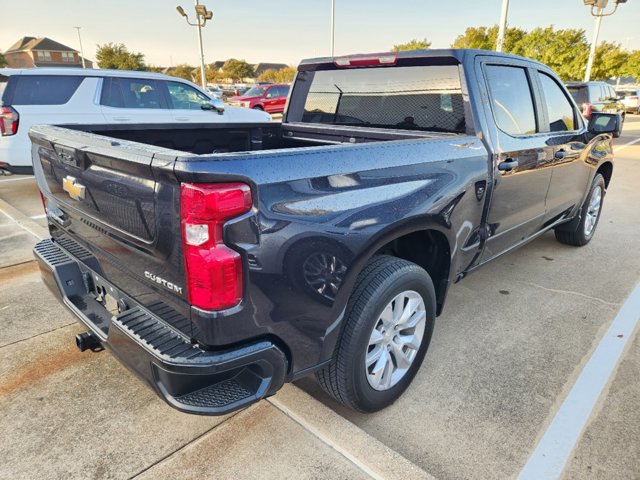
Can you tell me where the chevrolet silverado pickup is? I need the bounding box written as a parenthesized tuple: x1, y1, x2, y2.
(30, 49, 618, 415)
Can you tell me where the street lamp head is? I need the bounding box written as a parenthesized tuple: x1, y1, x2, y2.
(205, 10, 213, 20)
(583, 0, 596, 5)
(176, 5, 186, 17)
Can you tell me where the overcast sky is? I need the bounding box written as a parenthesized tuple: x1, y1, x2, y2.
(2, 0, 639, 67)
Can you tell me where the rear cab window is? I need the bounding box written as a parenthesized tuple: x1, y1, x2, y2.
(287, 60, 466, 134)
(2, 75, 83, 105)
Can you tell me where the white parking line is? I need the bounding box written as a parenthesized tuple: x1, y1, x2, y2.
(518, 283, 640, 480)
(0, 176, 34, 183)
(30, 214, 47, 220)
(0, 206, 45, 240)
(615, 136, 640, 153)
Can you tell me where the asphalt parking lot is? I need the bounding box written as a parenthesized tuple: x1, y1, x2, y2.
(1, 117, 639, 479)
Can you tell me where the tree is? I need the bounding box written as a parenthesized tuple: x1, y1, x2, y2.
(146, 65, 163, 73)
(518, 27, 588, 80)
(621, 50, 640, 81)
(391, 38, 431, 52)
(0, 53, 7, 68)
(590, 42, 627, 81)
(257, 66, 296, 83)
(96, 43, 146, 70)
(451, 25, 526, 55)
(167, 64, 195, 81)
(194, 66, 224, 85)
(222, 59, 254, 82)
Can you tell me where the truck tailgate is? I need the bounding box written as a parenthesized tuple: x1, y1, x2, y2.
(29, 126, 191, 331)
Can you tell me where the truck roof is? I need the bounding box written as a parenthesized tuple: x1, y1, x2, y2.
(300, 48, 549, 69)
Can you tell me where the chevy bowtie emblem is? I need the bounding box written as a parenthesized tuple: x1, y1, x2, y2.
(62, 176, 86, 201)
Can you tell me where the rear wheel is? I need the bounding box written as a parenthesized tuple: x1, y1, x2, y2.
(252, 105, 263, 110)
(316, 255, 436, 412)
(555, 173, 605, 246)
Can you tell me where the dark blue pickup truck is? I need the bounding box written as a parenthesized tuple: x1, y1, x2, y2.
(30, 49, 618, 415)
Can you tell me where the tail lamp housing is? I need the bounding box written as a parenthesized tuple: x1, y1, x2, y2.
(0, 106, 19, 136)
(582, 102, 592, 119)
(180, 183, 252, 311)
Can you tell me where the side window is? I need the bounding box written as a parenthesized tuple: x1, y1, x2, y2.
(166, 81, 211, 110)
(101, 78, 164, 109)
(279, 86, 290, 97)
(485, 65, 537, 136)
(539, 72, 575, 132)
(265, 87, 275, 98)
(8, 76, 83, 105)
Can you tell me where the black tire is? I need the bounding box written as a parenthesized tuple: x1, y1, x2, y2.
(252, 105, 264, 110)
(316, 255, 436, 412)
(555, 173, 606, 246)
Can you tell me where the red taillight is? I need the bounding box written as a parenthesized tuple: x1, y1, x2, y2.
(180, 182, 252, 311)
(334, 54, 397, 68)
(39, 191, 47, 213)
(0, 106, 19, 136)
(582, 102, 592, 118)
(628, 96, 638, 100)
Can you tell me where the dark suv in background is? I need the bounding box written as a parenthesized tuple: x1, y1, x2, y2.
(566, 81, 625, 137)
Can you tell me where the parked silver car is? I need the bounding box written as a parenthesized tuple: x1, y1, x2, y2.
(619, 88, 640, 114)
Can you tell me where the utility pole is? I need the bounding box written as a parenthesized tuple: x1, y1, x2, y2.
(176, 1, 213, 88)
(583, 0, 628, 82)
(330, 0, 335, 56)
(496, 0, 510, 52)
(74, 27, 86, 68)
(584, 6, 603, 81)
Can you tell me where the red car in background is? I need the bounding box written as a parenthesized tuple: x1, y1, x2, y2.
(227, 84, 290, 114)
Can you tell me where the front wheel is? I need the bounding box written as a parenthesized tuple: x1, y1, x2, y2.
(252, 105, 264, 111)
(316, 255, 436, 412)
(555, 173, 606, 246)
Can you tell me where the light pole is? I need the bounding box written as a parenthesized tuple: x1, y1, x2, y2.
(74, 26, 86, 68)
(176, 0, 213, 88)
(496, 0, 510, 52)
(330, 0, 335, 56)
(583, 0, 628, 82)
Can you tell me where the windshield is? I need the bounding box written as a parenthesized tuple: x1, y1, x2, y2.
(242, 86, 267, 97)
(293, 64, 465, 133)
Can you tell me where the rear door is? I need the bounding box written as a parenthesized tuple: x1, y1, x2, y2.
(478, 61, 553, 262)
(100, 77, 172, 123)
(535, 70, 590, 223)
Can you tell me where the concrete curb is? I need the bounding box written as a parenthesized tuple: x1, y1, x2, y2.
(0, 196, 49, 241)
(268, 384, 436, 480)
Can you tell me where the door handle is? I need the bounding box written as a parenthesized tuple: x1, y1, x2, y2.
(554, 150, 566, 160)
(498, 158, 518, 172)
(175, 117, 190, 121)
(112, 117, 131, 121)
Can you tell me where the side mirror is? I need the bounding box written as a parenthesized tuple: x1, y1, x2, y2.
(201, 98, 225, 114)
(587, 112, 619, 135)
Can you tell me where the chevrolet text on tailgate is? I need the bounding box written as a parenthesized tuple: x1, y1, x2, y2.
(30, 49, 618, 415)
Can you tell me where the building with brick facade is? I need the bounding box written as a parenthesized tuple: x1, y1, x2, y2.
(3, 37, 93, 68)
